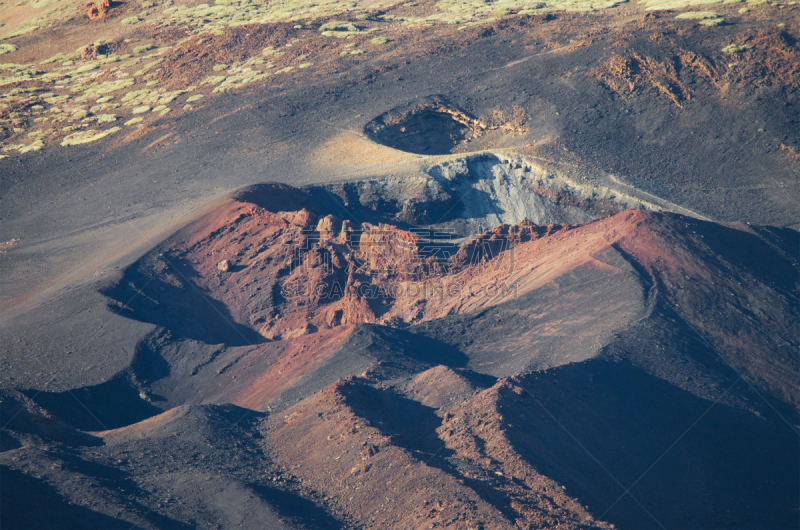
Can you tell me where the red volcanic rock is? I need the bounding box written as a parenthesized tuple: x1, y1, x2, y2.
(262, 377, 610, 529)
(86, 0, 110, 20)
(165, 193, 797, 408)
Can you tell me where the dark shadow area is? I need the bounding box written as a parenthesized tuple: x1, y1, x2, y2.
(232, 183, 322, 214)
(339, 381, 452, 459)
(371, 109, 472, 155)
(269, 323, 468, 412)
(0, 466, 139, 529)
(454, 368, 498, 389)
(102, 254, 266, 347)
(364, 95, 476, 155)
(339, 381, 529, 523)
(235, 182, 415, 229)
(25, 374, 163, 431)
(688, 216, 800, 293)
(753, 225, 800, 263)
(129, 334, 172, 387)
(304, 180, 464, 229)
(505, 358, 800, 529)
(413, 259, 649, 378)
(362, 324, 469, 368)
(0, 429, 21, 452)
(46, 449, 144, 495)
(0, 392, 104, 447)
(249, 483, 344, 529)
(207, 402, 267, 427)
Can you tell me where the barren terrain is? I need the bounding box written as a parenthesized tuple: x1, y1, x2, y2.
(1, 0, 799, 527)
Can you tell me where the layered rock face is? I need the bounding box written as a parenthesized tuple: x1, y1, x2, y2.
(3, 179, 798, 530)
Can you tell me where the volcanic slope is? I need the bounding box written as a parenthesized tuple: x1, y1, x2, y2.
(3, 179, 798, 529)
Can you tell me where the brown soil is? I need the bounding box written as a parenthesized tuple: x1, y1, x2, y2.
(2, 2, 799, 529)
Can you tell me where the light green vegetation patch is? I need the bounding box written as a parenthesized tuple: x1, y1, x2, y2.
(20, 139, 45, 152)
(75, 62, 99, 73)
(125, 117, 144, 126)
(5, 18, 49, 38)
(61, 127, 120, 146)
(699, 16, 724, 24)
(0, 0, 491, 157)
(0, 44, 18, 56)
(213, 64, 229, 71)
(210, 69, 271, 92)
(675, 9, 720, 17)
(97, 79, 135, 95)
(253, 0, 358, 21)
(434, 0, 626, 20)
(320, 20, 360, 32)
(722, 43, 752, 53)
(202, 75, 227, 85)
(262, 47, 286, 58)
(155, 0, 362, 34)
(40, 53, 66, 65)
(117, 88, 187, 108)
(20, 0, 60, 8)
(134, 58, 163, 76)
(640, 0, 723, 10)
(3, 2, 76, 39)
(3, 138, 44, 153)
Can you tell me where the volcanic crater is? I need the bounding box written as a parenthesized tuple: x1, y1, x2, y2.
(4, 92, 798, 526)
(3, 21, 800, 524)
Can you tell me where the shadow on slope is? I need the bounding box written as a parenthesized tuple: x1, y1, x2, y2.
(24, 374, 163, 431)
(0, 391, 104, 447)
(340, 381, 451, 460)
(338, 380, 541, 525)
(363, 95, 475, 155)
(248, 483, 344, 529)
(0, 467, 135, 530)
(102, 253, 265, 347)
(269, 323, 470, 411)
(690, 220, 800, 294)
(506, 358, 799, 529)
(414, 254, 650, 378)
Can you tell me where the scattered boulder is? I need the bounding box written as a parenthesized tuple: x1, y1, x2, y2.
(86, 0, 110, 21)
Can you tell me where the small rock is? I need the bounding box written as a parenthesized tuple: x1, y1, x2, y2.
(217, 259, 231, 272)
